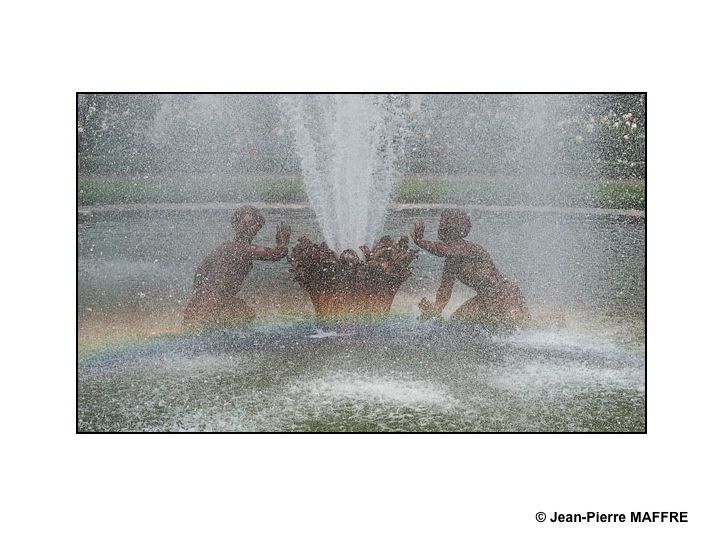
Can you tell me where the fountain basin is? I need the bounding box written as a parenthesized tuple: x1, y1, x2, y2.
(77, 207, 646, 432)
(77, 320, 645, 432)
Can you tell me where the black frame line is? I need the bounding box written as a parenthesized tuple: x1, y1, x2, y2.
(76, 92, 647, 434)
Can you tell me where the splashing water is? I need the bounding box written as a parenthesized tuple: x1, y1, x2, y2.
(281, 94, 408, 251)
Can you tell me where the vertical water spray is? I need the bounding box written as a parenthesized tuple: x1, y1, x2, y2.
(281, 94, 408, 252)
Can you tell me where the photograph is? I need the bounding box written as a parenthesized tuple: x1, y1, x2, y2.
(77, 93, 646, 433)
(7, 3, 719, 537)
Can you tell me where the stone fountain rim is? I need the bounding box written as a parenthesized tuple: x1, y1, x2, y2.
(78, 202, 645, 217)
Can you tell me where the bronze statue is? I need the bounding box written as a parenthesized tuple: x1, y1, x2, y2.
(289, 235, 417, 320)
(184, 206, 291, 328)
(412, 209, 529, 328)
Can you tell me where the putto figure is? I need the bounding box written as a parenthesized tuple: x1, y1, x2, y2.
(412, 209, 529, 328)
(184, 206, 291, 328)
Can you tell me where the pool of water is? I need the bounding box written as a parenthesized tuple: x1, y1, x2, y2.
(78, 320, 644, 432)
(77, 206, 645, 432)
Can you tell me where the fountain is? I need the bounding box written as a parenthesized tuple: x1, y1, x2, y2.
(77, 93, 646, 432)
(282, 95, 416, 319)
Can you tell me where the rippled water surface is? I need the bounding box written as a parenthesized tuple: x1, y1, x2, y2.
(79, 321, 644, 432)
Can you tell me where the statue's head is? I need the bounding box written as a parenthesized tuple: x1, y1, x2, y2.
(438, 209, 471, 242)
(231, 206, 265, 238)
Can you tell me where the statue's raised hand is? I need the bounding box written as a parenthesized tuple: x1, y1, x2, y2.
(276, 222, 291, 246)
(412, 220, 425, 244)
